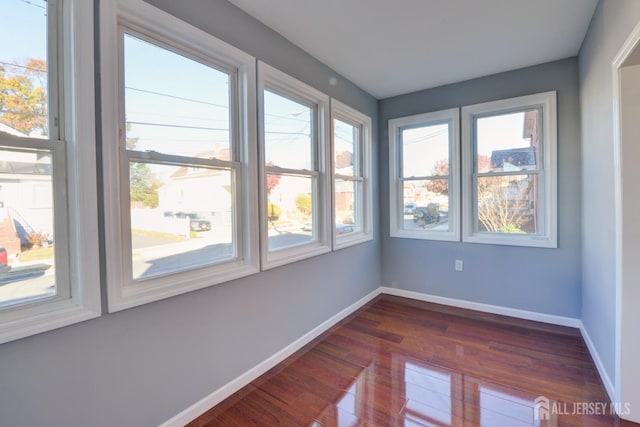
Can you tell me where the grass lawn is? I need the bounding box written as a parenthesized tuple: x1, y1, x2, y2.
(132, 229, 189, 242)
(18, 246, 54, 262)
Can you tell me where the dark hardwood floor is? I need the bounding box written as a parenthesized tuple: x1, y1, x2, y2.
(189, 295, 638, 426)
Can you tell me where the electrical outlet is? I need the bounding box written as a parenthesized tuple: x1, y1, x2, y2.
(455, 259, 463, 271)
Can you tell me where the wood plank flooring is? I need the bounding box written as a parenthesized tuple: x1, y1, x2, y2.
(189, 295, 639, 426)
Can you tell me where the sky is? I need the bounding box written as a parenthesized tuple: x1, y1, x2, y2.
(2, 0, 532, 187)
(124, 32, 327, 178)
(401, 111, 532, 179)
(0, 1, 47, 62)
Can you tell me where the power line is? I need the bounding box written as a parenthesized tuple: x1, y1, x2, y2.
(0, 61, 46, 73)
(127, 111, 229, 123)
(126, 86, 310, 124)
(264, 112, 309, 124)
(402, 128, 448, 145)
(0, 109, 46, 117)
(125, 86, 229, 109)
(19, 0, 46, 10)
(264, 131, 311, 137)
(126, 121, 229, 132)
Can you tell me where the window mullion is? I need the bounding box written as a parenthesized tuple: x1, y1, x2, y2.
(476, 169, 541, 178)
(335, 174, 363, 182)
(48, 0, 62, 140)
(266, 166, 318, 178)
(402, 175, 450, 182)
(126, 150, 239, 169)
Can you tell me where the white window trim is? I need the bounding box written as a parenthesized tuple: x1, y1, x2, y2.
(257, 61, 331, 270)
(331, 99, 373, 250)
(0, 0, 101, 344)
(389, 108, 461, 242)
(461, 91, 557, 248)
(101, 0, 259, 312)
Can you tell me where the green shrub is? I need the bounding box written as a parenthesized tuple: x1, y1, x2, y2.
(267, 202, 281, 221)
(499, 223, 525, 234)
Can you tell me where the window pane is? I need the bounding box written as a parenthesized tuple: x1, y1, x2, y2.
(124, 34, 231, 160)
(0, 146, 56, 307)
(335, 178, 358, 236)
(264, 90, 312, 169)
(403, 363, 452, 425)
(401, 123, 449, 178)
(334, 119, 357, 176)
(476, 174, 539, 234)
(402, 179, 449, 231)
(476, 110, 539, 173)
(267, 174, 314, 251)
(130, 162, 234, 280)
(0, 0, 49, 138)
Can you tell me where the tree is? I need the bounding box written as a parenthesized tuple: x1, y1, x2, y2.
(425, 155, 531, 233)
(295, 193, 312, 215)
(126, 124, 160, 208)
(476, 176, 530, 233)
(475, 154, 533, 233)
(267, 202, 281, 221)
(425, 159, 450, 194)
(0, 59, 48, 135)
(266, 162, 281, 195)
(129, 162, 160, 208)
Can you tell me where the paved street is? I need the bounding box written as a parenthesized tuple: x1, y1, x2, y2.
(0, 222, 323, 305)
(403, 212, 449, 231)
(0, 264, 55, 307)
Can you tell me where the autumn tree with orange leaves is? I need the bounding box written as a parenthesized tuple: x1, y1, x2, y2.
(0, 58, 48, 136)
(425, 155, 532, 233)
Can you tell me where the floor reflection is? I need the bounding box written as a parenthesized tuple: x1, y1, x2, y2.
(190, 297, 633, 427)
(307, 354, 622, 426)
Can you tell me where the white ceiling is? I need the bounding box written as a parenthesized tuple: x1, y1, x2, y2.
(227, 0, 598, 99)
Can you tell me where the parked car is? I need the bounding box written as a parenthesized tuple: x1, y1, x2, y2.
(336, 224, 355, 235)
(404, 203, 416, 215)
(413, 203, 440, 227)
(0, 248, 11, 273)
(175, 212, 212, 232)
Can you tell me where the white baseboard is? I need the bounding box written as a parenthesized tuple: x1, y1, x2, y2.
(159, 287, 382, 427)
(579, 323, 616, 403)
(162, 286, 617, 426)
(380, 287, 618, 408)
(379, 287, 582, 328)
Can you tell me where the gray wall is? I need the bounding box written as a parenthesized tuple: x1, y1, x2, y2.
(0, 1, 380, 426)
(579, 0, 640, 385)
(379, 58, 583, 318)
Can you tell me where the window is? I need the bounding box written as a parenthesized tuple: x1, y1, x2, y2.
(389, 93, 557, 248)
(331, 99, 373, 249)
(101, 0, 258, 311)
(462, 92, 557, 247)
(258, 61, 331, 269)
(0, 0, 100, 343)
(389, 108, 460, 241)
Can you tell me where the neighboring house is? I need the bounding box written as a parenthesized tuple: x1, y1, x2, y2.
(335, 150, 354, 221)
(157, 152, 233, 221)
(0, 123, 54, 252)
(0, 208, 20, 258)
(0, 122, 28, 138)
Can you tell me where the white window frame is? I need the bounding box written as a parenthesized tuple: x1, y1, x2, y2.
(257, 61, 331, 270)
(461, 91, 557, 248)
(331, 99, 373, 249)
(101, 0, 259, 312)
(389, 108, 461, 241)
(0, 0, 100, 344)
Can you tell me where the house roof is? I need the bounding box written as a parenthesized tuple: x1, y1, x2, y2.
(0, 122, 28, 138)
